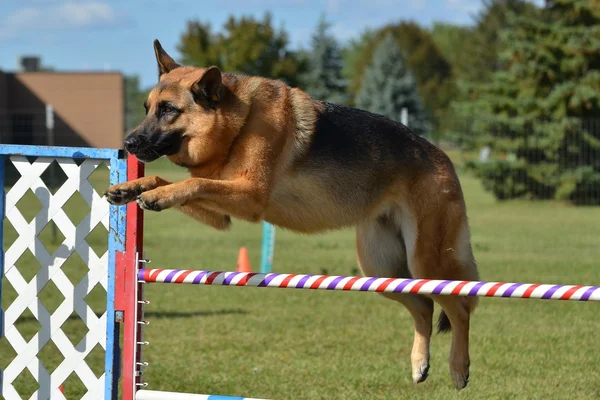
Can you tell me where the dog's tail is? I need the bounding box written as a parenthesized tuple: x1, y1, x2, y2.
(437, 310, 451, 334)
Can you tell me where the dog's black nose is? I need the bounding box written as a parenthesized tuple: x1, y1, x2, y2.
(124, 135, 141, 153)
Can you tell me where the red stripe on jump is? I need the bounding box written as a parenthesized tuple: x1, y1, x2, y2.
(310, 276, 328, 289)
(486, 282, 505, 296)
(451, 281, 469, 295)
(343, 277, 361, 290)
(205, 271, 221, 285)
(375, 278, 396, 292)
(236, 273, 257, 286)
(522, 284, 541, 298)
(409, 279, 431, 294)
(279, 274, 298, 288)
(560, 285, 583, 300)
(149, 269, 164, 281)
(174, 270, 194, 283)
(143, 268, 152, 282)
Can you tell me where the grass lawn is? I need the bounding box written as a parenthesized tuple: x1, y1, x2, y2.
(2, 152, 600, 400)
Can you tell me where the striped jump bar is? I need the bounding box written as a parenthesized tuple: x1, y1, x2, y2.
(136, 390, 266, 400)
(138, 269, 600, 302)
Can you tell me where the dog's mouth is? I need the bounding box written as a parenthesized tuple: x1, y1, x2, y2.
(124, 131, 183, 163)
(134, 151, 161, 163)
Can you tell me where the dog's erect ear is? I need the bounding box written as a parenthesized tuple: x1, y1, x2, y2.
(191, 66, 222, 105)
(153, 39, 180, 78)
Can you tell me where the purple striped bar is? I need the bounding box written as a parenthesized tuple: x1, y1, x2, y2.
(296, 274, 314, 288)
(581, 286, 600, 301)
(502, 283, 523, 297)
(163, 270, 180, 283)
(137, 269, 600, 302)
(432, 280, 452, 295)
(392, 279, 414, 293)
(191, 270, 209, 284)
(326, 276, 347, 290)
(258, 273, 278, 287)
(541, 285, 562, 299)
(359, 277, 378, 291)
(223, 272, 241, 285)
(468, 281, 487, 296)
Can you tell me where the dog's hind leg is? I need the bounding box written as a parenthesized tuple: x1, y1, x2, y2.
(356, 215, 434, 384)
(402, 199, 479, 390)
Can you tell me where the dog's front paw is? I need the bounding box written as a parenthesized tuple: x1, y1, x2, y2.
(103, 185, 144, 205)
(136, 189, 177, 212)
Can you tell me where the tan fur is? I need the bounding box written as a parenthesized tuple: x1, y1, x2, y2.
(104, 39, 480, 390)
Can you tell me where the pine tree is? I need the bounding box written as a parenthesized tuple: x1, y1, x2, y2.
(355, 33, 429, 136)
(348, 22, 453, 120)
(177, 13, 304, 87)
(299, 16, 348, 104)
(455, 0, 600, 204)
(123, 75, 148, 133)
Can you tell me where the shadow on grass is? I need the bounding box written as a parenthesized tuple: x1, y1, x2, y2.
(145, 309, 249, 319)
(14, 309, 249, 325)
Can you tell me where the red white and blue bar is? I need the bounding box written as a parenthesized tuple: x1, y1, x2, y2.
(138, 269, 600, 302)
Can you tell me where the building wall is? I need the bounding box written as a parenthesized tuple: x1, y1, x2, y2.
(0, 72, 8, 144)
(6, 72, 124, 149)
(0, 72, 7, 110)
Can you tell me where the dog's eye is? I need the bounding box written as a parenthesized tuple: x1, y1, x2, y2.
(159, 104, 177, 117)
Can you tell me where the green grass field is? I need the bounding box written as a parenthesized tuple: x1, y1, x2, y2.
(2, 153, 600, 400)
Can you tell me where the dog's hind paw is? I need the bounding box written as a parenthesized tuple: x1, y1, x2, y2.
(412, 362, 430, 384)
(451, 369, 469, 390)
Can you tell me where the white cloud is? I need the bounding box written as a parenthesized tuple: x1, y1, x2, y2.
(55, 2, 119, 27)
(0, 1, 126, 40)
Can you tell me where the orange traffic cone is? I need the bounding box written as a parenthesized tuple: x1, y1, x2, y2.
(59, 385, 64, 393)
(236, 247, 252, 272)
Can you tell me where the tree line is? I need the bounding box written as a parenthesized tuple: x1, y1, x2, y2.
(127, 1, 527, 133)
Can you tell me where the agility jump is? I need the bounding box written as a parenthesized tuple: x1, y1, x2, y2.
(1, 154, 598, 399)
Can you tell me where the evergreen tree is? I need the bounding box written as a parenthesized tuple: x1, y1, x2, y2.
(455, 0, 600, 204)
(348, 22, 454, 119)
(177, 13, 303, 86)
(342, 28, 377, 86)
(299, 16, 349, 104)
(123, 75, 148, 133)
(468, 0, 538, 81)
(430, 23, 474, 82)
(355, 34, 429, 136)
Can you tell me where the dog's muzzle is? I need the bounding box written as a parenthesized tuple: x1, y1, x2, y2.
(123, 134, 159, 162)
(123, 134, 145, 154)
(123, 131, 182, 162)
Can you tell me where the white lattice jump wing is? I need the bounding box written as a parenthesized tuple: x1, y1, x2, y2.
(1, 146, 125, 400)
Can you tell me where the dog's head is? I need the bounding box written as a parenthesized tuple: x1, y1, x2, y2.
(124, 39, 238, 167)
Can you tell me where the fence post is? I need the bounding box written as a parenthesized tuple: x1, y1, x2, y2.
(0, 154, 5, 340)
(401, 107, 408, 127)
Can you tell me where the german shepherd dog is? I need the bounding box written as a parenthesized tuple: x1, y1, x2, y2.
(104, 39, 479, 390)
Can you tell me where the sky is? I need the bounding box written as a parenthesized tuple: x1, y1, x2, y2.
(1, 0, 491, 89)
